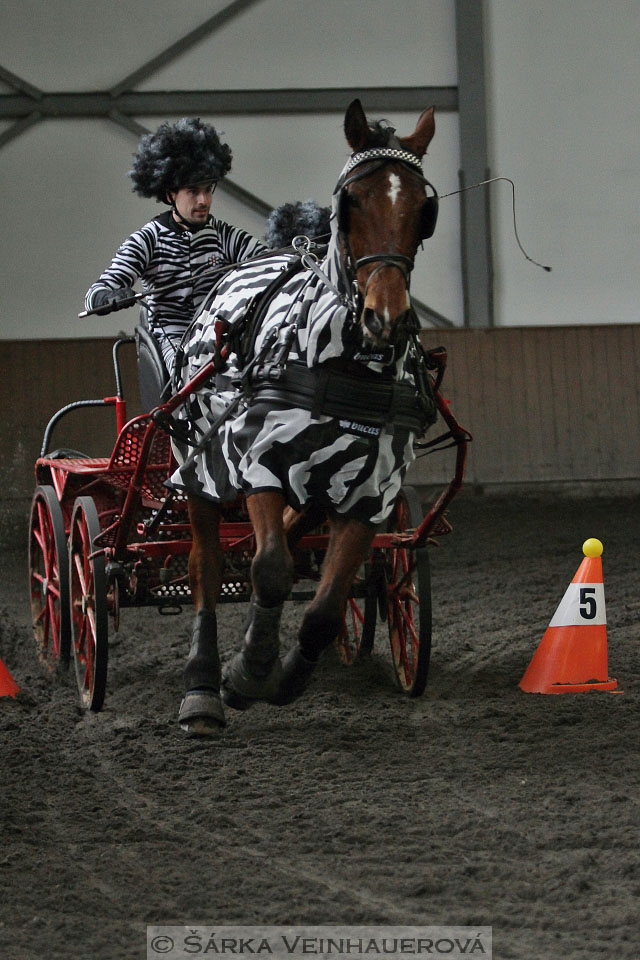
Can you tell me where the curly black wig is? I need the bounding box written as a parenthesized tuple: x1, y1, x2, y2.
(128, 118, 232, 202)
(265, 199, 332, 248)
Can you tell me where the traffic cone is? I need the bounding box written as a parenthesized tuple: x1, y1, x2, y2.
(519, 538, 618, 694)
(0, 657, 20, 698)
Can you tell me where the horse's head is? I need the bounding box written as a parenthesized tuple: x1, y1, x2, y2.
(339, 99, 436, 344)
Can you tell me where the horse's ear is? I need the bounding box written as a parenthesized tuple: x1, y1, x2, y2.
(400, 106, 435, 158)
(344, 99, 370, 153)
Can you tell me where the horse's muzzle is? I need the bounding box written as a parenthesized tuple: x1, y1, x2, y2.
(363, 307, 412, 343)
(363, 307, 385, 339)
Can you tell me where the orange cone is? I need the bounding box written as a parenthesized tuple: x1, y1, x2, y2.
(519, 538, 618, 694)
(0, 657, 20, 698)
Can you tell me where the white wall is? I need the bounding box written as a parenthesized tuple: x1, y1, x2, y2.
(485, 0, 640, 326)
(0, 0, 460, 340)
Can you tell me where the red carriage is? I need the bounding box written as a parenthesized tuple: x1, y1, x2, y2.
(28, 329, 470, 713)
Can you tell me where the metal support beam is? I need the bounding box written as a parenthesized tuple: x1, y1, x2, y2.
(0, 64, 43, 100)
(0, 86, 458, 120)
(413, 299, 455, 329)
(0, 112, 41, 149)
(455, 0, 493, 326)
(110, 0, 267, 97)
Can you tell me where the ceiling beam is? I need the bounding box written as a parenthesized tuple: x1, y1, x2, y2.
(0, 86, 458, 120)
(0, 112, 41, 149)
(0, 64, 43, 100)
(109, 0, 268, 97)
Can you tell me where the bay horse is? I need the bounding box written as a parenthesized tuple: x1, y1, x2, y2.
(170, 99, 438, 734)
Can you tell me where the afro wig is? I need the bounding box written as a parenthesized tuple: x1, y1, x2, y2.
(265, 199, 332, 248)
(129, 118, 232, 202)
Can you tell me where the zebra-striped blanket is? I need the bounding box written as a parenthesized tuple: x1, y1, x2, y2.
(168, 191, 426, 525)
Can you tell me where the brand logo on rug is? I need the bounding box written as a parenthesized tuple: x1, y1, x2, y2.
(338, 419, 382, 438)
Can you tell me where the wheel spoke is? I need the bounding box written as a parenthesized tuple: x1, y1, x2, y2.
(73, 549, 88, 596)
(48, 581, 62, 601)
(85, 607, 97, 673)
(41, 597, 51, 640)
(47, 594, 60, 657)
(38, 504, 56, 580)
(33, 601, 47, 624)
(398, 598, 419, 643)
(350, 598, 364, 633)
(32, 525, 45, 555)
(390, 602, 411, 678)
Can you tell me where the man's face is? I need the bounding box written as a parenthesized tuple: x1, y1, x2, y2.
(170, 182, 214, 226)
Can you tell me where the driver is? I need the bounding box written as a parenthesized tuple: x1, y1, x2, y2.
(84, 117, 267, 374)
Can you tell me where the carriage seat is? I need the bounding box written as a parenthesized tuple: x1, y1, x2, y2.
(135, 306, 171, 412)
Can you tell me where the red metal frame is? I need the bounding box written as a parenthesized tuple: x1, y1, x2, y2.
(391, 389, 472, 550)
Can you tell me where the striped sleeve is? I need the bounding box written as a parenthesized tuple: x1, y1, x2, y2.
(215, 220, 268, 265)
(85, 223, 157, 311)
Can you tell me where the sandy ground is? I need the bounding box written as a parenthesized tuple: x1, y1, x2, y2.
(1, 490, 639, 960)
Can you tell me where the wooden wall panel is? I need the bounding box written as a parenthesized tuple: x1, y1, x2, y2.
(410, 324, 640, 489)
(1, 327, 639, 502)
(0, 338, 141, 500)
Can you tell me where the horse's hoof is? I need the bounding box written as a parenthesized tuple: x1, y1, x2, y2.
(178, 690, 226, 736)
(221, 654, 283, 710)
(269, 644, 317, 706)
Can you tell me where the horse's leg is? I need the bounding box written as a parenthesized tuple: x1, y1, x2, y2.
(178, 494, 226, 734)
(283, 501, 326, 548)
(222, 491, 295, 709)
(274, 512, 375, 704)
(283, 501, 326, 577)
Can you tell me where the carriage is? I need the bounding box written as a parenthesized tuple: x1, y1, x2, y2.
(27, 100, 472, 721)
(28, 326, 469, 712)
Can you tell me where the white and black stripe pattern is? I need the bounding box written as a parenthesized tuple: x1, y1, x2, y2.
(168, 161, 422, 525)
(85, 211, 266, 352)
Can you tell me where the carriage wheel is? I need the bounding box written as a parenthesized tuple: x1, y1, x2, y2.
(386, 486, 432, 697)
(28, 485, 71, 669)
(68, 496, 108, 711)
(335, 579, 378, 665)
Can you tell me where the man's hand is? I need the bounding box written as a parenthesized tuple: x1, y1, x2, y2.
(92, 286, 136, 315)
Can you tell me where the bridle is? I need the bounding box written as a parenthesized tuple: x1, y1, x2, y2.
(335, 143, 438, 305)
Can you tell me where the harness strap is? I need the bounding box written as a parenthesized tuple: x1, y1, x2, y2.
(299, 250, 355, 309)
(310, 365, 331, 420)
(248, 361, 431, 434)
(233, 257, 308, 367)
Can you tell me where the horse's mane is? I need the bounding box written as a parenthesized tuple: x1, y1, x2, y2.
(364, 120, 396, 148)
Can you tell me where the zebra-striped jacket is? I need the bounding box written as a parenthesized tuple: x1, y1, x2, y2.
(84, 211, 266, 344)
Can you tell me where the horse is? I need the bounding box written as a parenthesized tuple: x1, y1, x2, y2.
(169, 99, 439, 735)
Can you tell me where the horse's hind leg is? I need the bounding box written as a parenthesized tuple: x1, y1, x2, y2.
(178, 495, 226, 735)
(222, 492, 295, 709)
(273, 513, 375, 705)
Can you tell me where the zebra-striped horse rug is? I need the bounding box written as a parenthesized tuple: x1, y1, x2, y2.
(168, 166, 436, 526)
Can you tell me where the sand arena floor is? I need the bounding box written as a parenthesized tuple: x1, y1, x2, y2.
(1, 491, 638, 960)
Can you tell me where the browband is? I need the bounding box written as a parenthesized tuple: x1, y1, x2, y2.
(343, 147, 423, 177)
